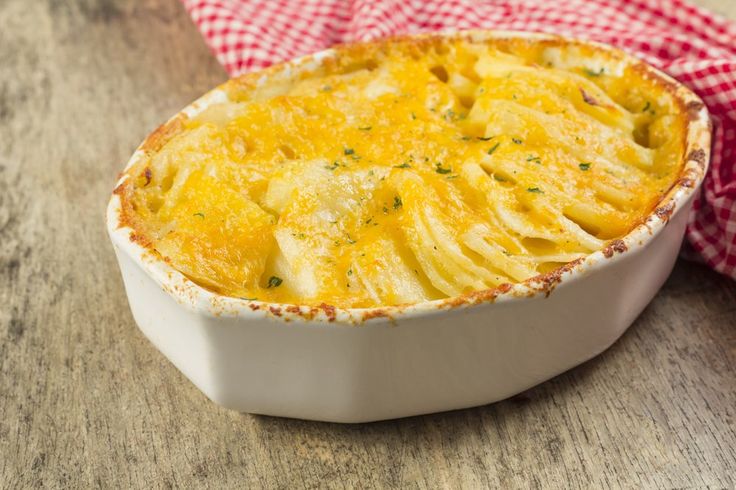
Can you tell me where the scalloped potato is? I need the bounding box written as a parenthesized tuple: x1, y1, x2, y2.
(115, 35, 689, 308)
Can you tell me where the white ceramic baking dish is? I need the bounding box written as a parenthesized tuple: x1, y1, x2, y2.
(107, 31, 710, 423)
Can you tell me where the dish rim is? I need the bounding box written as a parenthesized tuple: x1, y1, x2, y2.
(106, 29, 711, 325)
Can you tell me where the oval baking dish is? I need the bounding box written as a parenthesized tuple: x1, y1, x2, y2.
(107, 31, 710, 423)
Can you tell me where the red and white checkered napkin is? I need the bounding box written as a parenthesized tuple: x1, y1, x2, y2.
(182, 0, 736, 279)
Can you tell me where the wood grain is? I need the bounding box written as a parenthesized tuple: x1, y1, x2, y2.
(1, 0, 734, 488)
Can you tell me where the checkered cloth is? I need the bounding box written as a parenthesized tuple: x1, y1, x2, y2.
(182, 0, 736, 279)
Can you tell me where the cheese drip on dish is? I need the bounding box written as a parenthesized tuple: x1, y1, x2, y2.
(120, 38, 687, 308)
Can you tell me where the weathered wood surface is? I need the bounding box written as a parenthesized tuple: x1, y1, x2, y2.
(1, 0, 734, 488)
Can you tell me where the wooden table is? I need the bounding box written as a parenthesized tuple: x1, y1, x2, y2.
(1, 0, 734, 487)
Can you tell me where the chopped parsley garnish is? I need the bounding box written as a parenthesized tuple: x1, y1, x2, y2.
(394, 163, 411, 169)
(267, 276, 283, 288)
(477, 136, 494, 141)
(344, 147, 355, 156)
(358, 126, 372, 131)
(347, 269, 353, 276)
(410, 112, 417, 120)
(393, 196, 403, 210)
(346, 234, 356, 244)
(526, 155, 541, 163)
(435, 164, 452, 174)
(583, 67, 605, 77)
(512, 138, 523, 144)
(487, 142, 500, 155)
(193, 212, 205, 219)
(527, 187, 543, 193)
(493, 174, 506, 182)
(325, 161, 342, 170)
(240, 297, 258, 301)
(642, 101, 655, 114)
(460, 135, 472, 141)
(579, 162, 592, 171)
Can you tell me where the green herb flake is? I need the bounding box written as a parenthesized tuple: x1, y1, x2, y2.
(487, 142, 501, 155)
(435, 164, 452, 174)
(266, 276, 283, 288)
(642, 101, 651, 112)
(477, 136, 494, 141)
(344, 147, 355, 156)
(526, 155, 541, 163)
(493, 174, 506, 182)
(512, 138, 523, 144)
(583, 67, 605, 77)
(193, 212, 205, 219)
(410, 112, 417, 120)
(527, 187, 543, 193)
(393, 196, 403, 210)
(347, 269, 353, 276)
(460, 135, 472, 141)
(239, 297, 258, 301)
(346, 234, 356, 244)
(579, 162, 592, 171)
(358, 126, 372, 131)
(394, 163, 411, 169)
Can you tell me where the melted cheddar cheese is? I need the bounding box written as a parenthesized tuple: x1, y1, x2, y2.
(118, 36, 688, 308)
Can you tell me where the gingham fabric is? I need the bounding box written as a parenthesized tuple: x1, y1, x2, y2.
(182, 0, 736, 279)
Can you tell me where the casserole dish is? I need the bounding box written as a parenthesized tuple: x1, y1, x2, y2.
(107, 31, 710, 422)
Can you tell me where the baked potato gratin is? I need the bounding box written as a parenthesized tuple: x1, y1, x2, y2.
(116, 35, 689, 308)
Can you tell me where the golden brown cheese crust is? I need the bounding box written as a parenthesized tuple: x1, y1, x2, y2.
(115, 33, 694, 308)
